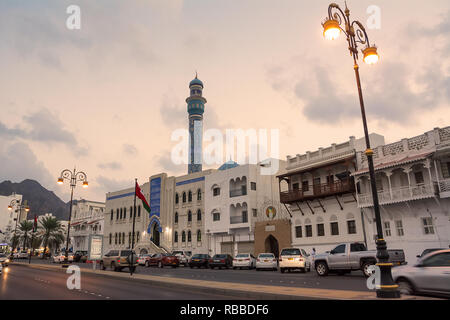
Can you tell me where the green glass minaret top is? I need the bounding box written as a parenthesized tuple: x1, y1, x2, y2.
(186, 74, 207, 116)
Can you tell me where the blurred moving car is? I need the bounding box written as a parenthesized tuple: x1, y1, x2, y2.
(100, 250, 138, 272)
(279, 248, 311, 273)
(210, 254, 233, 269)
(52, 253, 74, 263)
(392, 249, 450, 298)
(232, 253, 256, 270)
(189, 254, 211, 268)
(74, 251, 88, 263)
(416, 248, 446, 259)
(0, 253, 10, 266)
(256, 253, 277, 271)
(146, 253, 179, 268)
(172, 250, 192, 266)
(138, 254, 152, 266)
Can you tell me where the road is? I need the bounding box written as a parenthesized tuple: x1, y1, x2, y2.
(0, 264, 246, 300)
(14, 257, 370, 292)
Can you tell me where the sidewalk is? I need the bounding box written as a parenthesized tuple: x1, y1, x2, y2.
(11, 261, 437, 300)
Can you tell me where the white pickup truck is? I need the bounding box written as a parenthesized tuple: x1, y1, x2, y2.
(314, 242, 406, 277)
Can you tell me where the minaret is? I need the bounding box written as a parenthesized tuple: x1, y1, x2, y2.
(186, 73, 206, 174)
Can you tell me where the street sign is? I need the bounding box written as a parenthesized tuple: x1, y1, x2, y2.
(88, 235, 103, 261)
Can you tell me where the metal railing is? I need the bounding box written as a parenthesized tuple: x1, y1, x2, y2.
(230, 214, 248, 224)
(229, 188, 247, 197)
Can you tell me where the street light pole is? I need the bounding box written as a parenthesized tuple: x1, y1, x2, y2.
(57, 167, 88, 267)
(322, 3, 400, 298)
(8, 198, 30, 258)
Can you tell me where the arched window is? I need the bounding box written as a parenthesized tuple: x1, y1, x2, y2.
(182, 231, 186, 242)
(197, 230, 202, 242)
(120, 208, 122, 219)
(197, 209, 202, 221)
(110, 210, 113, 221)
(115, 233, 117, 245)
(187, 230, 192, 242)
(138, 205, 141, 217)
(188, 190, 192, 202)
(123, 207, 126, 219)
(174, 231, 178, 243)
(122, 232, 125, 244)
(197, 189, 202, 201)
(188, 211, 192, 222)
(136, 232, 140, 243)
(175, 212, 178, 224)
(118, 232, 121, 244)
(175, 193, 179, 204)
(130, 206, 133, 219)
(182, 192, 186, 203)
(116, 209, 119, 220)
(128, 232, 131, 246)
(109, 233, 112, 244)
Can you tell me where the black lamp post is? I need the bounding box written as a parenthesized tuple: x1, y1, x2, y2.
(57, 167, 88, 267)
(322, 3, 400, 298)
(8, 198, 30, 257)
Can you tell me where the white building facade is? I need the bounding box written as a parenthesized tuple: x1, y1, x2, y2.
(353, 127, 450, 263)
(70, 199, 105, 252)
(204, 159, 287, 256)
(279, 135, 385, 255)
(0, 193, 23, 245)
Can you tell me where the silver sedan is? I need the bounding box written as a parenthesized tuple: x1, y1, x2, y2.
(392, 249, 450, 298)
(255, 253, 277, 271)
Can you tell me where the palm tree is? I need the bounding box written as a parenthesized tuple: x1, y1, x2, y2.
(18, 221, 33, 250)
(38, 216, 65, 259)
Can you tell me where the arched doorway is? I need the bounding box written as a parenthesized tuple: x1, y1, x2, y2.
(152, 222, 160, 247)
(265, 235, 279, 257)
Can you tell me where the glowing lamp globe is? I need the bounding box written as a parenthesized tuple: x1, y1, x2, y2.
(363, 46, 379, 65)
(82, 181, 89, 188)
(57, 177, 64, 185)
(323, 19, 341, 40)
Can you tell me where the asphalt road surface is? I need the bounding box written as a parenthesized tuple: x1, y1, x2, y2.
(18, 258, 370, 292)
(0, 264, 246, 300)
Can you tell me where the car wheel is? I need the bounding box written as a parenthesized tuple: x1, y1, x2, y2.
(315, 261, 329, 277)
(111, 262, 117, 271)
(397, 279, 415, 295)
(100, 261, 106, 270)
(361, 261, 375, 278)
(210, 266, 214, 269)
(232, 267, 236, 270)
(145, 261, 149, 268)
(280, 268, 285, 273)
(158, 261, 163, 268)
(301, 268, 306, 273)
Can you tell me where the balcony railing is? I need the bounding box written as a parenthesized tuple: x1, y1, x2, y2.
(438, 179, 450, 197)
(357, 183, 437, 207)
(229, 188, 247, 198)
(230, 214, 248, 224)
(280, 178, 355, 204)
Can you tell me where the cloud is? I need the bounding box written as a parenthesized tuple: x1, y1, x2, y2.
(156, 153, 186, 176)
(96, 175, 133, 194)
(123, 143, 138, 155)
(97, 162, 122, 170)
(0, 108, 88, 156)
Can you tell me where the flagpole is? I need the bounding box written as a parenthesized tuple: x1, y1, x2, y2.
(131, 178, 137, 276)
(29, 215, 37, 264)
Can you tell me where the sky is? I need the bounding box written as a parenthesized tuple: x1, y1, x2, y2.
(0, 0, 449, 202)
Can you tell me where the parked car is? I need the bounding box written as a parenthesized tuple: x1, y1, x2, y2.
(52, 253, 74, 263)
(232, 253, 256, 269)
(279, 248, 311, 273)
(100, 250, 138, 272)
(172, 250, 192, 266)
(138, 254, 152, 266)
(416, 248, 446, 259)
(0, 253, 10, 266)
(12, 251, 28, 259)
(146, 253, 179, 268)
(209, 254, 233, 269)
(189, 254, 211, 268)
(314, 242, 406, 277)
(392, 249, 450, 298)
(256, 253, 278, 271)
(74, 251, 88, 263)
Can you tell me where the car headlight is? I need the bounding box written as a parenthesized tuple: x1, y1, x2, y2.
(5, 259, 10, 263)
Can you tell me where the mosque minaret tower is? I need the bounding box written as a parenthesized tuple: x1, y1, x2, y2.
(186, 74, 206, 174)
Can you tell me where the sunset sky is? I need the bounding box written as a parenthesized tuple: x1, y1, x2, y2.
(1, 0, 449, 202)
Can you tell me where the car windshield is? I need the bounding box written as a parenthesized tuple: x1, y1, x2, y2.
(236, 254, 249, 258)
(214, 254, 227, 258)
(172, 251, 183, 255)
(281, 248, 301, 256)
(259, 254, 274, 258)
(120, 250, 135, 256)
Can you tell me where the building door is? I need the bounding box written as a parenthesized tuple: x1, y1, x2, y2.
(264, 235, 279, 258)
(221, 242, 233, 256)
(237, 241, 254, 255)
(152, 223, 160, 247)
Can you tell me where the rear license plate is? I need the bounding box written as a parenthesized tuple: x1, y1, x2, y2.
(193, 259, 199, 262)
(264, 260, 269, 262)
(288, 258, 294, 261)
(214, 260, 220, 262)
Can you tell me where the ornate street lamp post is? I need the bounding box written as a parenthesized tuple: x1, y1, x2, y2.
(57, 168, 88, 267)
(322, 3, 400, 298)
(8, 198, 30, 257)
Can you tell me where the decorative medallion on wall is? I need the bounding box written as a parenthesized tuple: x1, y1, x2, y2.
(266, 206, 277, 220)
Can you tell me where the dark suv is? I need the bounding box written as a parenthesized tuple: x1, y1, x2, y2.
(209, 254, 233, 269)
(74, 251, 88, 263)
(189, 254, 211, 268)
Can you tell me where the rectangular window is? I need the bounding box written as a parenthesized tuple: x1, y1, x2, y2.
(305, 225, 312, 237)
(395, 220, 404, 237)
(213, 188, 220, 196)
(446, 162, 450, 178)
(313, 177, 321, 186)
(251, 182, 256, 190)
(213, 212, 220, 221)
(422, 217, 435, 234)
(384, 221, 391, 237)
(376, 178, 383, 191)
(330, 222, 339, 235)
(326, 175, 334, 185)
(347, 220, 357, 234)
(293, 183, 299, 190)
(414, 171, 424, 184)
(295, 226, 302, 238)
(302, 181, 309, 192)
(317, 224, 325, 236)
(252, 209, 257, 217)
